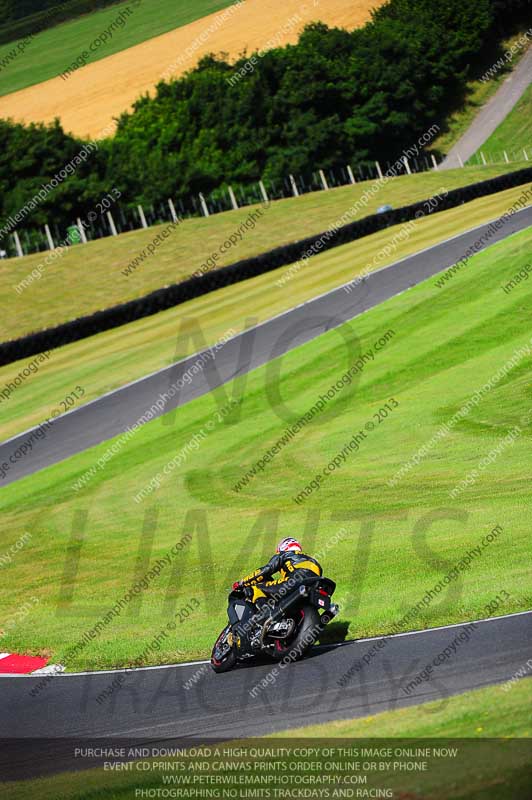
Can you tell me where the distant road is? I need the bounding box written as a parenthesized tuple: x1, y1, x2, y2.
(441, 45, 532, 169)
(1, 205, 531, 489)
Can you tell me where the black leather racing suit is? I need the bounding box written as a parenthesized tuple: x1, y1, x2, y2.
(239, 550, 322, 606)
(231, 552, 322, 653)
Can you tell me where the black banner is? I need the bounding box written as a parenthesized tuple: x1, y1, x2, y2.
(1, 737, 531, 798)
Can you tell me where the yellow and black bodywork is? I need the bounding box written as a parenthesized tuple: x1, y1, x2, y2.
(240, 551, 322, 603)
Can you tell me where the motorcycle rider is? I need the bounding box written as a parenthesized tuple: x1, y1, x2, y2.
(232, 537, 323, 642)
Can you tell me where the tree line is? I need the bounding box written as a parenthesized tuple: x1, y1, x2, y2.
(0, 0, 528, 242)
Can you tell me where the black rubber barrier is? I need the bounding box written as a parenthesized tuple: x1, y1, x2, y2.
(2, 166, 531, 367)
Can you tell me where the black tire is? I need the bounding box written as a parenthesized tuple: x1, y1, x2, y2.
(211, 625, 237, 673)
(270, 605, 321, 661)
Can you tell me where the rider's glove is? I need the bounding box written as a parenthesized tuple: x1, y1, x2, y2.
(232, 581, 242, 590)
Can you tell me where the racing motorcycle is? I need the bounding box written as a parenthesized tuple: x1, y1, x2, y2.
(211, 575, 339, 673)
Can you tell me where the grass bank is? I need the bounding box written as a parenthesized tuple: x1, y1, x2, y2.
(0, 228, 531, 669)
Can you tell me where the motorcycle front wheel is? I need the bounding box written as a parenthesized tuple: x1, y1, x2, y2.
(211, 624, 237, 673)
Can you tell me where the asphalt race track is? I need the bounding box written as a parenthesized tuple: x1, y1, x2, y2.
(0, 612, 530, 780)
(2, 205, 531, 488)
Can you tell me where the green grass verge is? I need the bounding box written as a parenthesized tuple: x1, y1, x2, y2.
(270, 680, 532, 800)
(0, 0, 235, 97)
(3, 681, 531, 800)
(274, 677, 532, 738)
(473, 81, 532, 161)
(1, 227, 531, 669)
(0, 179, 530, 443)
(2, 164, 524, 344)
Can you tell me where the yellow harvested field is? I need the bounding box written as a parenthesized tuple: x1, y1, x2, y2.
(0, 0, 381, 139)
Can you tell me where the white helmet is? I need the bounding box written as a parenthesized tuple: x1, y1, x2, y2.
(276, 537, 302, 553)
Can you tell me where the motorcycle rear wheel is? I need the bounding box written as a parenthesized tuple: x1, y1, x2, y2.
(270, 605, 320, 661)
(211, 625, 237, 673)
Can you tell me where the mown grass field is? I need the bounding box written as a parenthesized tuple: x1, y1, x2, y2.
(0, 0, 236, 97)
(476, 81, 532, 160)
(0, 178, 530, 443)
(0, 227, 531, 670)
(3, 679, 531, 800)
(3, 164, 522, 342)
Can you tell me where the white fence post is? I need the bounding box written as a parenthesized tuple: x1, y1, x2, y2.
(228, 186, 239, 210)
(457, 154, 464, 168)
(402, 156, 412, 175)
(77, 218, 88, 244)
(259, 180, 269, 204)
(137, 204, 148, 229)
(503, 150, 509, 163)
(289, 174, 299, 197)
(523, 149, 529, 161)
(347, 165, 356, 184)
(168, 198, 178, 223)
(107, 211, 118, 236)
(480, 151, 487, 166)
(44, 224, 55, 251)
(375, 161, 383, 180)
(13, 231, 24, 258)
(199, 193, 210, 217)
(430, 154, 439, 170)
(319, 169, 329, 190)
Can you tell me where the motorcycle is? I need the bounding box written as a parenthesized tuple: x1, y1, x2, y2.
(211, 575, 339, 673)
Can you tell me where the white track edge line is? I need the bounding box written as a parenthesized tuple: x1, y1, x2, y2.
(1, 608, 529, 679)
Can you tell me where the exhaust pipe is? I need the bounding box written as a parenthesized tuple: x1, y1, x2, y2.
(318, 603, 340, 627)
